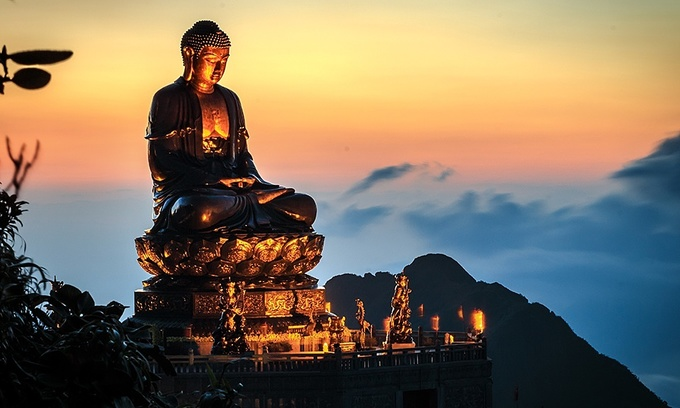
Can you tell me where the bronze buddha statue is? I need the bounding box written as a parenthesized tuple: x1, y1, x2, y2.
(136, 21, 323, 286)
(145, 20, 316, 235)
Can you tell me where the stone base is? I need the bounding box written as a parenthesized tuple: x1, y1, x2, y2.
(134, 287, 326, 319)
(141, 273, 319, 291)
(133, 285, 328, 338)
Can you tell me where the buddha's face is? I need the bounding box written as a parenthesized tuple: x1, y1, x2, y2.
(189, 46, 230, 93)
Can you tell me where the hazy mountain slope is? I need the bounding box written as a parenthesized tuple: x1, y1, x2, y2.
(325, 253, 667, 408)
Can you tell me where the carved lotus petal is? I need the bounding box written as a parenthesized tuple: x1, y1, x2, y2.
(236, 259, 264, 277)
(222, 239, 253, 264)
(265, 259, 291, 277)
(304, 235, 324, 258)
(179, 260, 206, 277)
(145, 239, 164, 265)
(207, 259, 236, 277)
(254, 238, 283, 263)
(191, 239, 220, 263)
(164, 240, 189, 262)
(281, 237, 305, 262)
(137, 259, 162, 276)
(134, 238, 147, 259)
(291, 255, 320, 275)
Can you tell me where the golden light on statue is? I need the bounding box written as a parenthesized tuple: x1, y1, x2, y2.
(431, 315, 440, 332)
(457, 305, 464, 320)
(135, 20, 323, 287)
(471, 308, 485, 333)
(325, 302, 331, 313)
(417, 304, 424, 317)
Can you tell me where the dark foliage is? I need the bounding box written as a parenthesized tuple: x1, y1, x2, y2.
(196, 363, 243, 408)
(0, 139, 179, 407)
(0, 186, 179, 407)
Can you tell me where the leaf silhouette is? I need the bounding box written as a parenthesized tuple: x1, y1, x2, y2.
(11, 68, 51, 89)
(9, 50, 73, 65)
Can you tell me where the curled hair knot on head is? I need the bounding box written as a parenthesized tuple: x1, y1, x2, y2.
(180, 20, 231, 56)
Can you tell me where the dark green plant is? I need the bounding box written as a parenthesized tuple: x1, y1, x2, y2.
(0, 142, 48, 405)
(196, 363, 243, 408)
(0, 140, 177, 407)
(0, 206, 178, 406)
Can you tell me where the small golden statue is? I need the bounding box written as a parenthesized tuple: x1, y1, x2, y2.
(387, 272, 413, 345)
(212, 280, 249, 354)
(355, 298, 371, 349)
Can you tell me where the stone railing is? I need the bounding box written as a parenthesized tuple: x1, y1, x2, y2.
(158, 340, 487, 375)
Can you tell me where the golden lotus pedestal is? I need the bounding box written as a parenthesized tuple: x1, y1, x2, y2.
(134, 232, 324, 285)
(132, 232, 329, 342)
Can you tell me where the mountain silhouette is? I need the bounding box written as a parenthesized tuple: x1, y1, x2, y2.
(325, 253, 667, 408)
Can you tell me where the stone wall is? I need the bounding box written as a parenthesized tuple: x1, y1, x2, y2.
(156, 344, 492, 408)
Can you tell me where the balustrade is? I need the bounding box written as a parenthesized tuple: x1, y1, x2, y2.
(155, 341, 486, 375)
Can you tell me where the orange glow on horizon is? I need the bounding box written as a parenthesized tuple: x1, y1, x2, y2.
(1, 2, 678, 189)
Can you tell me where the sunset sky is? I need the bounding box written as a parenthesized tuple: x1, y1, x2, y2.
(3, 0, 679, 187)
(2, 0, 680, 405)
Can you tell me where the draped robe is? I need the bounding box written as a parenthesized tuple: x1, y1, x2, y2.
(145, 77, 315, 234)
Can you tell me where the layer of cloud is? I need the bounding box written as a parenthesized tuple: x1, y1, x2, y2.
(330, 134, 680, 264)
(612, 135, 680, 201)
(344, 162, 454, 196)
(403, 190, 679, 262)
(332, 205, 393, 236)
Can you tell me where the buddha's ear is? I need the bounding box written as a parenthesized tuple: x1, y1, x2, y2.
(182, 47, 195, 81)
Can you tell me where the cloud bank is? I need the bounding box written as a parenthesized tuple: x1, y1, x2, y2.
(612, 135, 680, 202)
(344, 162, 454, 196)
(318, 134, 680, 406)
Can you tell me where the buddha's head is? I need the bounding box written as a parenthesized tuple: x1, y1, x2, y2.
(181, 20, 231, 93)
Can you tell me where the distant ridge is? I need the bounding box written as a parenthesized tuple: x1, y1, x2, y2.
(404, 253, 476, 286)
(325, 253, 668, 408)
